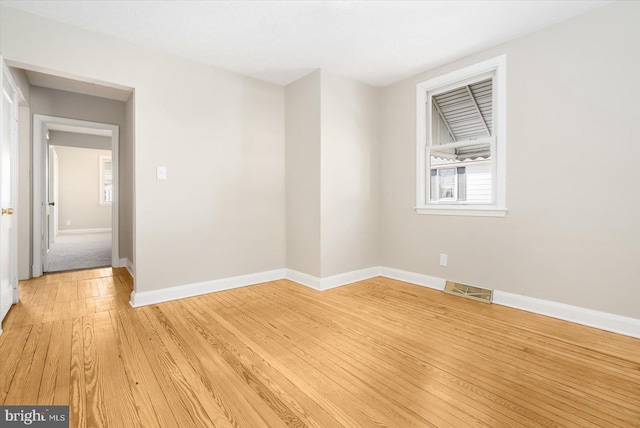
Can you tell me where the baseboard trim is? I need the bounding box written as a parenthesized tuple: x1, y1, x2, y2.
(58, 228, 112, 235)
(379, 266, 446, 290)
(285, 267, 380, 291)
(118, 258, 135, 279)
(493, 290, 640, 339)
(285, 269, 321, 290)
(126, 263, 640, 339)
(129, 268, 286, 307)
(320, 267, 381, 290)
(379, 266, 639, 339)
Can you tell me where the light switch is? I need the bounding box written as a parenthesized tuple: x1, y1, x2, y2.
(157, 166, 167, 180)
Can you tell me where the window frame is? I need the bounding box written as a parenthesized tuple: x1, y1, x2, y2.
(416, 55, 507, 217)
(99, 155, 113, 207)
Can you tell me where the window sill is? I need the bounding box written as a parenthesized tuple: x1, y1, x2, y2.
(415, 206, 507, 217)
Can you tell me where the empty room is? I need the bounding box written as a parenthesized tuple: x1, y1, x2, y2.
(0, 1, 638, 427)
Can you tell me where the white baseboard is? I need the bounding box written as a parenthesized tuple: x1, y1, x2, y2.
(118, 258, 135, 278)
(285, 266, 380, 291)
(126, 263, 640, 339)
(379, 266, 446, 290)
(129, 268, 286, 307)
(285, 269, 321, 290)
(129, 266, 380, 307)
(379, 266, 640, 339)
(58, 228, 112, 235)
(493, 290, 640, 339)
(320, 267, 381, 290)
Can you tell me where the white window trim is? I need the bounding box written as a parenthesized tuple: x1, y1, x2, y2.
(415, 55, 507, 217)
(99, 155, 112, 206)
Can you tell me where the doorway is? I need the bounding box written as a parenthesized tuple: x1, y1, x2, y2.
(46, 138, 113, 272)
(32, 115, 119, 277)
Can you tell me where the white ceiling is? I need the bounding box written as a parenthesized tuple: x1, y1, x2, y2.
(3, 0, 613, 87)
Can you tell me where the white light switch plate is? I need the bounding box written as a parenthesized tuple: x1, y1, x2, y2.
(157, 166, 167, 180)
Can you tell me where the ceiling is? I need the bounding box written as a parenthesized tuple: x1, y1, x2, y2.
(2, 0, 613, 87)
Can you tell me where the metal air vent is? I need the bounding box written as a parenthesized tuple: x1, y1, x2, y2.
(444, 281, 493, 303)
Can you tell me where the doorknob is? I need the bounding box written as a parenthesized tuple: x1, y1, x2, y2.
(2, 208, 14, 215)
(48, 202, 55, 206)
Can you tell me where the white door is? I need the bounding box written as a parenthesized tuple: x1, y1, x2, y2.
(48, 146, 56, 246)
(0, 60, 19, 329)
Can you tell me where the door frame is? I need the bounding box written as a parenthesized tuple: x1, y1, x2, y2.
(32, 115, 119, 277)
(0, 60, 20, 316)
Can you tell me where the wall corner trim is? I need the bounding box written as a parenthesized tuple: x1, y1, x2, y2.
(286, 266, 380, 291)
(119, 258, 135, 279)
(285, 269, 321, 290)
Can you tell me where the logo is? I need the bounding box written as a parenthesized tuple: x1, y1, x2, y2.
(0, 406, 69, 427)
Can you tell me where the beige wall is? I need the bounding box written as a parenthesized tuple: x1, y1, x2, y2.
(285, 71, 321, 277)
(285, 70, 380, 279)
(1, 6, 286, 292)
(320, 71, 380, 277)
(380, 1, 640, 319)
(53, 146, 112, 231)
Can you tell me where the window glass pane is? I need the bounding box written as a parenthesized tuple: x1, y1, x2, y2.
(100, 156, 113, 204)
(438, 168, 456, 200)
(429, 142, 492, 203)
(430, 78, 493, 145)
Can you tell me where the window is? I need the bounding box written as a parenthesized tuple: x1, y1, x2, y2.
(99, 155, 112, 206)
(416, 55, 507, 217)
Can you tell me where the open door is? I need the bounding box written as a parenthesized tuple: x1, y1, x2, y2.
(48, 146, 58, 247)
(0, 59, 20, 331)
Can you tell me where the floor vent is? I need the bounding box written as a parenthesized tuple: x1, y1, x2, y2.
(444, 281, 493, 303)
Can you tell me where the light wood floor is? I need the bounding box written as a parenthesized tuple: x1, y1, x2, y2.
(1, 268, 639, 427)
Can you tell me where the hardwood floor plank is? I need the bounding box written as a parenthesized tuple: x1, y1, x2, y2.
(127, 304, 216, 428)
(109, 308, 179, 427)
(142, 304, 274, 427)
(240, 283, 539, 427)
(3, 323, 50, 405)
(173, 299, 345, 428)
(70, 317, 86, 428)
(0, 325, 32, 404)
(1, 270, 638, 427)
(37, 319, 65, 404)
(53, 319, 73, 405)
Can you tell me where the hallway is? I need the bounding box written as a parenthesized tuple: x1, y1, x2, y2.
(46, 232, 111, 272)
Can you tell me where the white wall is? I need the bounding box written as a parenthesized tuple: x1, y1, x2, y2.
(1, 6, 286, 293)
(380, 1, 640, 319)
(320, 71, 380, 277)
(53, 146, 112, 231)
(285, 71, 321, 277)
